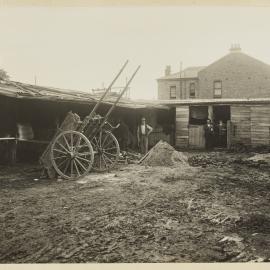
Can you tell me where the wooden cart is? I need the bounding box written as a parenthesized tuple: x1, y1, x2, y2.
(43, 61, 140, 180)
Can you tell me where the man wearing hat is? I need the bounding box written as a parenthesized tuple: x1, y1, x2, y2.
(137, 117, 153, 154)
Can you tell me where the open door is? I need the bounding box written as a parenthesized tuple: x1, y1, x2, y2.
(212, 105, 231, 148)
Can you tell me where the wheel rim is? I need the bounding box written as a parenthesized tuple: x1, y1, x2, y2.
(91, 131, 120, 172)
(50, 131, 94, 180)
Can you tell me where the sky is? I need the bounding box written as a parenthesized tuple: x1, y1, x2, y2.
(0, 6, 270, 99)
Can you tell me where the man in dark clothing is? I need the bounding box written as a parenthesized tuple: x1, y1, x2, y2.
(217, 120, 227, 147)
(204, 119, 214, 150)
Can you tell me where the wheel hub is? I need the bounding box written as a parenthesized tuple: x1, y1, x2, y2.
(70, 151, 76, 159)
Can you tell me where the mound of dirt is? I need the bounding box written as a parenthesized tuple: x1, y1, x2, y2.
(140, 141, 188, 167)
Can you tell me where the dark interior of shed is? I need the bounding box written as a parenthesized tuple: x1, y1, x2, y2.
(0, 96, 173, 164)
(189, 106, 208, 125)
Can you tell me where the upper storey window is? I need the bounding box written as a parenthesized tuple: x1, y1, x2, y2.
(189, 83, 196, 98)
(170, 86, 176, 99)
(213, 80, 222, 98)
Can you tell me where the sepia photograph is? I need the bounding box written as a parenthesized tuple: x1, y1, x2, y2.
(0, 0, 270, 265)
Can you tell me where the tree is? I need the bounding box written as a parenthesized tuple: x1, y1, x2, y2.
(0, 69, 9, 81)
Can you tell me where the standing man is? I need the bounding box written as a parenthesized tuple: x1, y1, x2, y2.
(217, 120, 227, 147)
(204, 119, 214, 150)
(137, 117, 153, 154)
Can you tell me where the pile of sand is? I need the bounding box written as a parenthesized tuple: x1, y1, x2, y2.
(140, 140, 189, 167)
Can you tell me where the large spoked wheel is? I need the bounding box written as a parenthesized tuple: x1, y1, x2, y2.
(50, 130, 94, 180)
(91, 130, 120, 172)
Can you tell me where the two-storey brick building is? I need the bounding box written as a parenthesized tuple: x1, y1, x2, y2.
(158, 45, 270, 100)
(157, 66, 205, 100)
(157, 45, 270, 150)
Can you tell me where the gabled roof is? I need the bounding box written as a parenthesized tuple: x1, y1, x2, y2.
(198, 51, 270, 76)
(157, 66, 206, 80)
(0, 80, 168, 110)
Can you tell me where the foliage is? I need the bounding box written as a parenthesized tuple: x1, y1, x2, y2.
(0, 69, 9, 80)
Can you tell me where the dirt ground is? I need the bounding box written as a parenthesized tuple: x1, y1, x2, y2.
(0, 151, 270, 263)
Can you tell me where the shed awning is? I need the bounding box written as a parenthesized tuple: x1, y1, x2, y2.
(0, 80, 169, 110)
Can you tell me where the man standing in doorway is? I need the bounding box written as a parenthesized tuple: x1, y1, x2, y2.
(137, 117, 153, 154)
(204, 119, 214, 150)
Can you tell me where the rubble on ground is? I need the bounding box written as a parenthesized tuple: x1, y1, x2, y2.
(234, 153, 270, 169)
(188, 153, 232, 168)
(118, 150, 141, 164)
(1, 151, 270, 263)
(140, 141, 188, 167)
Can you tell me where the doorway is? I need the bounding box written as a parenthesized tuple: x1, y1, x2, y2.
(212, 105, 231, 148)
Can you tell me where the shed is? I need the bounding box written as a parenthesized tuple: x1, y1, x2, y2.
(0, 80, 171, 164)
(159, 98, 270, 149)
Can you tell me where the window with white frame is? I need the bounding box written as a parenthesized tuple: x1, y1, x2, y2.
(170, 86, 176, 99)
(189, 82, 196, 98)
(213, 80, 222, 98)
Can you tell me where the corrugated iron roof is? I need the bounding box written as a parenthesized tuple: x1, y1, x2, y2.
(157, 66, 206, 80)
(0, 80, 169, 110)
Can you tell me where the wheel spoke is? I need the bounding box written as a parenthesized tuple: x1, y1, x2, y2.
(103, 140, 114, 149)
(51, 131, 94, 179)
(76, 155, 91, 163)
(56, 142, 69, 153)
(57, 158, 69, 169)
(103, 154, 113, 164)
(102, 134, 109, 147)
(93, 136, 99, 149)
(53, 148, 68, 155)
(101, 154, 108, 168)
(63, 159, 71, 174)
(103, 151, 118, 157)
(99, 131, 102, 147)
(73, 159, 81, 176)
(52, 155, 67, 160)
(70, 159, 74, 176)
(103, 146, 117, 151)
(62, 134, 70, 149)
(75, 157, 87, 171)
(77, 152, 92, 156)
(78, 143, 89, 149)
(74, 135, 82, 148)
(99, 154, 102, 169)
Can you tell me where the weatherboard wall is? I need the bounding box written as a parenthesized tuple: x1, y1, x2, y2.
(230, 105, 252, 146)
(175, 106, 189, 148)
(231, 105, 270, 147)
(175, 103, 270, 149)
(250, 106, 270, 146)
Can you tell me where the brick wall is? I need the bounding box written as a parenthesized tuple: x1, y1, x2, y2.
(198, 52, 270, 99)
(157, 78, 199, 100)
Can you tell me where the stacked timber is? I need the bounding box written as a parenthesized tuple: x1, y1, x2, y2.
(175, 106, 189, 148)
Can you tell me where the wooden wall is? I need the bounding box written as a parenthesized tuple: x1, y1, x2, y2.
(231, 104, 270, 147)
(231, 105, 251, 146)
(189, 125, 205, 149)
(251, 106, 270, 146)
(175, 106, 189, 148)
(175, 103, 270, 149)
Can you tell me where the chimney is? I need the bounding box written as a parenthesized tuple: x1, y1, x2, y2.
(230, 43, 241, 53)
(165, 65, 171, 76)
